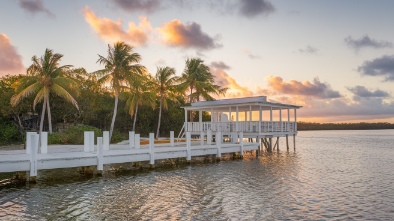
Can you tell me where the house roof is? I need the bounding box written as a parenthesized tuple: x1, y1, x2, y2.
(182, 96, 302, 112)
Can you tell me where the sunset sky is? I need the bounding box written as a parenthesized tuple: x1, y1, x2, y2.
(1, 0, 394, 123)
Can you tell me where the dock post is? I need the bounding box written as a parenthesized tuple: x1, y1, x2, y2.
(26, 132, 36, 154)
(40, 132, 47, 154)
(286, 135, 289, 151)
(186, 132, 191, 162)
(200, 131, 204, 145)
(269, 137, 273, 152)
(129, 131, 135, 149)
(97, 137, 103, 173)
(29, 133, 39, 180)
(293, 135, 296, 150)
(103, 131, 109, 151)
(170, 131, 174, 147)
(276, 137, 279, 151)
(149, 133, 155, 166)
(207, 130, 212, 145)
(216, 131, 222, 160)
(84, 131, 90, 152)
(239, 132, 244, 158)
(89, 131, 95, 152)
(135, 134, 140, 149)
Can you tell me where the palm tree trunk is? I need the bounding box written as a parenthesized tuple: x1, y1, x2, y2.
(132, 105, 138, 131)
(156, 96, 163, 140)
(39, 96, 47, 136)
(46, 95, 53, 134)
(109, 89, 119, 141)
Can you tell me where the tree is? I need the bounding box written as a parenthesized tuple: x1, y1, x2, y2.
(179, 58, 227, 121)
(11, 48, 79, 135)
(125, 72, 156, 131)
(94, 42, 144, 141)
(154, 67, 179, 139)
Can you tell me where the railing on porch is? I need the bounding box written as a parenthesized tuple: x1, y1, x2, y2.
(185, 121, 296, 133)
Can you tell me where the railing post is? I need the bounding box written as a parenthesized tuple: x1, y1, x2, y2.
(149, 133, 155, 165)
(30, 133, 39, 177)
(200, 131, 204, 145)
(207, 130, 212, 145)
(97, 137, 103, 171)
(135, 134, 140, 149)
(84, 131, 90, 152)
(216, 131, 222, 158)
(129, 131, 135, 149)
(40, 132, 47, 154)
(239, 132, 244, 156)
(103, 131, 109, 151)
(26, 132, 36, 154)
(186, 132, 191, 161)
(170, 131, 174, 147)
(89, 131, 94, 152)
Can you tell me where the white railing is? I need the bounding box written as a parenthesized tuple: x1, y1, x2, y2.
(185, 121, 296, 133)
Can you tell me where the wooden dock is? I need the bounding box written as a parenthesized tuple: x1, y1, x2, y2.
(0, 131, 259, 178)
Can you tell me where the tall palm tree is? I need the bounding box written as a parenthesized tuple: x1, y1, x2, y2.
(11, 48, 79, 135)
(180, 58, 227, 103)
(179, 58, 227, 120)
(154, 67, 179, 139)
(125, 72, 156, 131)
(94, 42, 144, 141)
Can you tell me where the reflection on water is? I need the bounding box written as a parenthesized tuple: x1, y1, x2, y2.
(1, 130, 394, 220)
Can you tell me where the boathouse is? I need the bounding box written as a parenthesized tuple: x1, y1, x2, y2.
(180, 96, 302, 150)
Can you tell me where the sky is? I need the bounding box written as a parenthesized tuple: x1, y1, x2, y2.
(1, 0, 394, 123)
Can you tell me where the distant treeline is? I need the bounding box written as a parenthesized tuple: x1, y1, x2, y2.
(298, 122, 394, 131)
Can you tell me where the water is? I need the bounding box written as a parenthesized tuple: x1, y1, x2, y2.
(1, 130, 394, 220)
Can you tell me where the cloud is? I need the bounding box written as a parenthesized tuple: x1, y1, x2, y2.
(111, 0, 161, 13)
(210, 62, 254, 98)
(83, 6, 151, 46)
(243, 48, 261, 59)
(18, 0, 55, 18)
(298, 45, 318, 54)
(345, 35, 392, 51)
(0, 34, 25, 76)
(266, 76, 341, 99)
(357, 55, 394, 81)
(210, 61, 230, 70)
(159, 19, 221, 50)
(348, 86, 389, 98)
(239, 0, 275, 18)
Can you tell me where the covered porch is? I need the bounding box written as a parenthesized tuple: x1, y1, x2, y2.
(181, 96, 302, 138)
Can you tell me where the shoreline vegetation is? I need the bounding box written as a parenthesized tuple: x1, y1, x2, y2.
(297, 122, 394, 131)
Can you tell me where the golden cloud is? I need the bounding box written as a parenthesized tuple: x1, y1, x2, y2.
(159, 19, 220, 50)
(0, 34, 25, 76)
(83, 6, 151, 46)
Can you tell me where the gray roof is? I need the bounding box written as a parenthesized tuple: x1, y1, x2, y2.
(183, 96, 302, 111)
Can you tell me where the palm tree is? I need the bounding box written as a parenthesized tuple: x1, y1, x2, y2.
(94, 42, 144, 141)
(125, 72, 156, 131)
(154, 67, 179, 139)
(180, 58, 227, 103)
(11, 48, 79, 135)
(179, 58, 227, 120)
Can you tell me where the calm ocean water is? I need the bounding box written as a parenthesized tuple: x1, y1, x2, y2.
(1, 130, 394, 220)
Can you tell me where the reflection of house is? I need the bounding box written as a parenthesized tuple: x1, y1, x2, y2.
(180, 96, 302, 150)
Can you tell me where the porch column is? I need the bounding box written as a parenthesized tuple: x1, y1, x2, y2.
(184, 109, 188, 132)
(258, 105, 262, 134)
(236, 106, 239, 132)
(280, 108, 282, 132)
(199, 110, 202, 132)
(270, 107, 273, 132)
(211, 108, 213, 122)
(294, 109, 297, 131)
(249, 105, 252, 132)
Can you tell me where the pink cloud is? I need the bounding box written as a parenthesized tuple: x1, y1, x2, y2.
(0, 34, 25, 76)
(83, 6, 151, 46)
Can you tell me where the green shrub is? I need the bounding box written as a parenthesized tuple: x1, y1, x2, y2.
(48, 125, 103, 144)
(111, 130, 127, 143)
(0, 122, 21, 145)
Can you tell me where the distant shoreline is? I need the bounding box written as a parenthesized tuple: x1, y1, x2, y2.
(297, 122, 394, 131)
